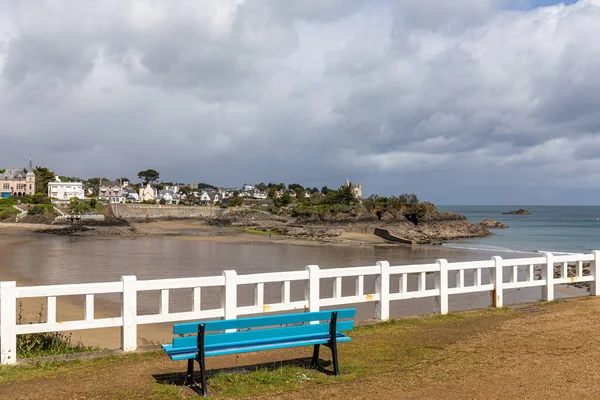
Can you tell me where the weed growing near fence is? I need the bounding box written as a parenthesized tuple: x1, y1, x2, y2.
(16, 302, 97, 358)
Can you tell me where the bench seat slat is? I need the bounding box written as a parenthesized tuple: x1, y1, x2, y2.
(163, 334, 351, 360)
(172, 320, 354, 349)
(169, 331, 349, 354)
(173, 309, 356, 335)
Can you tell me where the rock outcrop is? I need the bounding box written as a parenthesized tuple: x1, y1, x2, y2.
(386, 219, 491, 245)
(502, 209, 531, 215)
(479, 219, 509, 229)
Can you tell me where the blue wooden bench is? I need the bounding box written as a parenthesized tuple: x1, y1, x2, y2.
(162, 308, 356, 396)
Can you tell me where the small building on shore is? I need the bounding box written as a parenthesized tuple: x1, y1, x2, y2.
(48, 177, 85, 201)
(99, 179, 126, 203)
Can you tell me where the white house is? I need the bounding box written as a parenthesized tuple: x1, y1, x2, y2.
(48, 178, 85, 201)
(199, 191, 221, 205)
(138, 184, 157, 202)
(123, 187, 139, 202)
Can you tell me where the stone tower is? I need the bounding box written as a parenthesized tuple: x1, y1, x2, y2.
(26, 156, 36, 195)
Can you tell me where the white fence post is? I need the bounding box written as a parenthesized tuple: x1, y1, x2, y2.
(542, 252, 554, 302)
(121, 275, 137, 352)
(592, 251, 600, 297)
(222, 270, 237, 331)
(376, 261, 390, 320)
(0, 281, 17, 365)
(305, 265, 320, 313)
(435, 259, 449, 315)
(492, 256, 504, 307)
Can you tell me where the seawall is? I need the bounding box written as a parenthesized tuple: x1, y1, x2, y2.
(373, 227, 415, 245)
(110, 204, 221, 219)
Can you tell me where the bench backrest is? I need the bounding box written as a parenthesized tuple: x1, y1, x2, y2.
(171, 309, 356, 349)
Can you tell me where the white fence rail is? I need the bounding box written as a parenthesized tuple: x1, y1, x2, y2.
(1, 251, 599, 365)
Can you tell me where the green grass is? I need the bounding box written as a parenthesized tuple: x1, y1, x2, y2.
(0, 351, 162, 383)
(209, 364, 339, 398)
(0, 205, 19, 221)
(241, 228, 281, 236)
(0, 306, 520, 398)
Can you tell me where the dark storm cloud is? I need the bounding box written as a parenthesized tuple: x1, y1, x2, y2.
(1, 0, 600, 204)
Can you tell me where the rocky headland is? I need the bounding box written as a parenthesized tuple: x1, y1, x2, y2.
(207, 204, 493, 245)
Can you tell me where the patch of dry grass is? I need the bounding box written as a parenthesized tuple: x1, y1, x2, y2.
(2, 299, 599, 399)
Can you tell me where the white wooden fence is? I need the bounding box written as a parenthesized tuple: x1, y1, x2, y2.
(1, 251, 599, 365)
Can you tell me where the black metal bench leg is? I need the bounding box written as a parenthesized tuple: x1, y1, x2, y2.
(184, 359, 196, 386)
(329, 311, 340, 376)
(198, 324, 208, 397)
(199, 355, 208, 396)
(311, 344, 320, 368)
(330, 341, 340, 376)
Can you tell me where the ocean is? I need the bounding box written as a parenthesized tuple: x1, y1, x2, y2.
(438, 206, 600, 255)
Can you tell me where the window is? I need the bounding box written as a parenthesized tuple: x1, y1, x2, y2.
(3, 183, 8, 190)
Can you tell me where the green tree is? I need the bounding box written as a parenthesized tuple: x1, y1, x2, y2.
(138, 169, 160, 185)
(197, 182, 216, 190)
(295, 187, 306, 202)
(31, 192, 50, 204)
(179, 186, 192, 203)
(267, 187, 277, 199)
(274, 193, 292, 208)
(229, 196, 243, 207)
(34, 167, 55, 194)
(399, 193, 419, 204)
(321, 186, 331, 194)
(255, 182, 268, 191)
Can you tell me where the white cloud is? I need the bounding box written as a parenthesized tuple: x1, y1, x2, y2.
(1, 0, 600, 204)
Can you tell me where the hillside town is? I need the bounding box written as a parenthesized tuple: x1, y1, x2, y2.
(1, 158, 363, 207)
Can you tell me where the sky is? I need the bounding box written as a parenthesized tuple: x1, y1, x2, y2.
(1, 0, 599, 205)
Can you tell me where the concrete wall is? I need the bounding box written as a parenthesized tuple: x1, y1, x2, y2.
(111, 204, 220, 219)
(373, 227, 415, 245)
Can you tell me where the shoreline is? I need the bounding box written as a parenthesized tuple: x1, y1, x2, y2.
(0, 218, 492, 249)
(0, 219, 402, 247)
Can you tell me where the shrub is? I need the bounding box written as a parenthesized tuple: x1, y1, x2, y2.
(28, 204, 56, 215)
(0, 198, 16, 206)
(68, 198, 97, 214)
(16, 302, 95, 358)
(330, 204, 352, 214)
(228, 197, 243, 207)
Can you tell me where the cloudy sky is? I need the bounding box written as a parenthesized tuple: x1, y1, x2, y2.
(1, 0, 599, 205)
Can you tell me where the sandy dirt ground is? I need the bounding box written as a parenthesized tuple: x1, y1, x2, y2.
(2, 298, 600, 399)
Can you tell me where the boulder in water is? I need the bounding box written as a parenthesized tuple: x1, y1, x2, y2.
(502, 209, 531, 215)
(479, 219, 509, 229)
